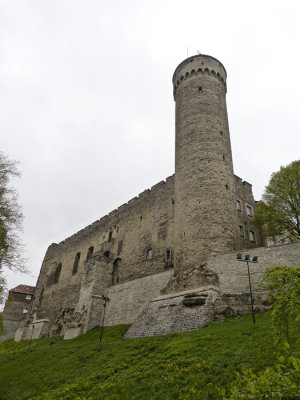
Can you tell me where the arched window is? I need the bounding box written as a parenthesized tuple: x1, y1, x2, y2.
(146, 248, 153, 260)
(108, 231, 113, 243)
(54, 263, 62, 284)
(72, 252, 81, 275)
(86, 246, 94, 260)
(112, 258, 121, 285)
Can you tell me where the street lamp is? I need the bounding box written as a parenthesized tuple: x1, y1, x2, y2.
(99, 295, 110, 345)
(237, 253, 258, 324)
(27, 324, 35, 352)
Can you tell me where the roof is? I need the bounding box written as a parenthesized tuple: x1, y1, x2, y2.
(10, 284, 36, 295)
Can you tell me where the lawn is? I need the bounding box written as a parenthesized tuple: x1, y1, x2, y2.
(0, 312, 298, 400)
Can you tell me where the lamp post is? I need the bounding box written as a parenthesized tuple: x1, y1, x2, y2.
(237, 253, 258, 324)
(27, 324, 35, 352)
(99, 295, 110, 345)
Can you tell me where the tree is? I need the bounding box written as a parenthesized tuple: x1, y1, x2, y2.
(0, 152, 26, 305)
(253, 160, 300, 242)
(262, 265, 300, 343)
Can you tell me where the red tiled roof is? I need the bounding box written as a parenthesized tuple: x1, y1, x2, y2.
(10, 284, 36, 295)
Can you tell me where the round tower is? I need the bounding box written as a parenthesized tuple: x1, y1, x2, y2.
(173, 54, 238, 285)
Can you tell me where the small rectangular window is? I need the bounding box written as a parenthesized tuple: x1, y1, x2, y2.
(165, 250, 172, 262)
(146, 248, 153, 260)
(25, 295, 32, 300)
(237, 200, 241, 212)
(23, 307, 29, 314)
(239, 225, 244, 238)
(249, 230, 256, 242)
(247, 205, 253, 217)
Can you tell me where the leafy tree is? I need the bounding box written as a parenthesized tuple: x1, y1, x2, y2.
(0, 152, 26, 305)
(253, 160, 300, 242)
(262, 265, 300, 343)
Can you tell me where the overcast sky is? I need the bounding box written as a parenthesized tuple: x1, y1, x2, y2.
(1, 0, 300, 294)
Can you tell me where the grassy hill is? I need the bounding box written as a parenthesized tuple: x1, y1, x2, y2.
(0, 312, 299, 400)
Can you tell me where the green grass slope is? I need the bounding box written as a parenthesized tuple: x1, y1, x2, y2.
(0, 313, 298, 400)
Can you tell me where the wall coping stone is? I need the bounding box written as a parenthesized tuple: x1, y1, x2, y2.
(32, 319, 50, 324)
(152, 285, 220, 302)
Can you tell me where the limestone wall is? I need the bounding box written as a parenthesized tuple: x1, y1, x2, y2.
(124, 242, 300, 338)
(30, 175, 175, 330)
(207, 242, 300, 294)
(104, 269, 174, 326)
(124, 287, 219, 338)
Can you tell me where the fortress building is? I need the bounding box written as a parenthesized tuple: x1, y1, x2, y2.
(12, 54, 300, 341)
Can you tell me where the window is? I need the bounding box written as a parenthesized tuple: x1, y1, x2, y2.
(72, 252, 81, 275)
(25, 294, 32, 300)
(86, 246, 94, 260)
(104, 251, 110, 258)
(165, 250, 172, 262)
(198, 87, 202, 93)
(246, 205, 253, 217)
(54, 263, 62, 284)
(23, 307, 29, 314)
(117, 240, 123, 256)
(112, 258, 121, 285)
(239, 225, 244, 238)
(146, 248, 153, 260)
(249, 230, 256, 242)
(237, 200, 241, 212)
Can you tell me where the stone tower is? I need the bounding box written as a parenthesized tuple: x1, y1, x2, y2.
(173, 54, 238, 287)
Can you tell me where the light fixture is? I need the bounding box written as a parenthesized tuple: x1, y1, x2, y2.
(235, 253, 258, 324)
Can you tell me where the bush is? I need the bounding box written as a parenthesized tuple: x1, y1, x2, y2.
(222, 349, 300, 400)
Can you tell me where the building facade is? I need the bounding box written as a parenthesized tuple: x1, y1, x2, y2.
(1, 285, 35, 341)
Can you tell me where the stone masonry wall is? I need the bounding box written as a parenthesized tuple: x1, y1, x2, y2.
(104, 269, 174, 326)
(29, 175, 175, 332)
(207, 241, 300, 295)
(125, 242, 300, 338)
(124, 287, 220, 338)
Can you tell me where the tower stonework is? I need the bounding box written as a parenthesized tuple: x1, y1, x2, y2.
(172, 55, 238, 287)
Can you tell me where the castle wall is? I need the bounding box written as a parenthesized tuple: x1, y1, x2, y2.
(234, 175, 262, 249)
(104, 269, 174, 326)
(124, 242, 300, 338)
(17, 54, 297, 342)
(30, 175, 175, 333)
(206, 241, 300, 294)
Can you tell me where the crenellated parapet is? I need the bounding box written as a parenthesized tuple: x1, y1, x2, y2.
(172, 54, 227, 100)
(52, 174, 175, 248)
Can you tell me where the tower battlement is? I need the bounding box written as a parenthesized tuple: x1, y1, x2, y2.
(173, 54, 227, 99)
